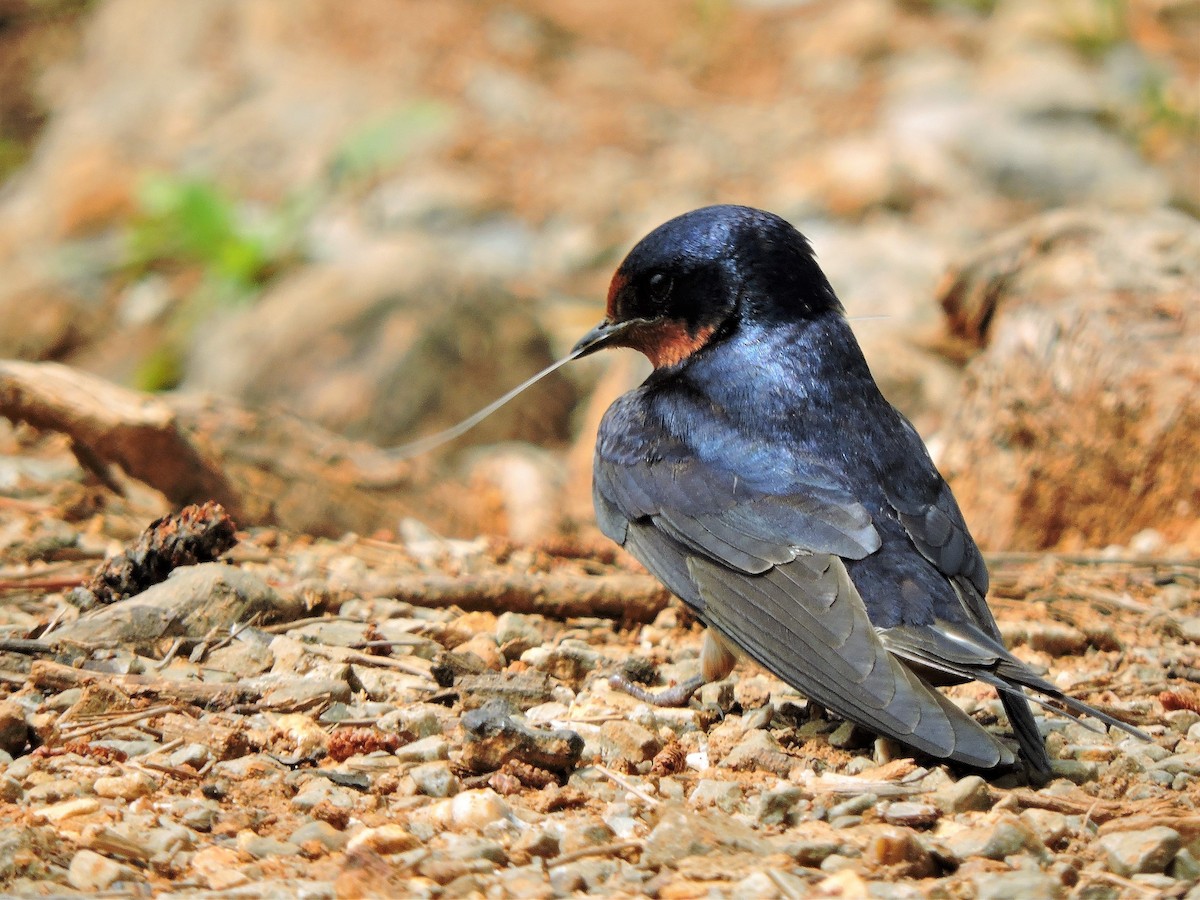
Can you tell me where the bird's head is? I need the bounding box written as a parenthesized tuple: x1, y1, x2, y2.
(572, 205, 841, 367)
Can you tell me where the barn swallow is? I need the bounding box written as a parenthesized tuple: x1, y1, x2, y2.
(573, 204, 1146, 775)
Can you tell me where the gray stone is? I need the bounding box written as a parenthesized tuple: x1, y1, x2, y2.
(291, 779, 360, 811)
(698, 680, 735, 711)
(688, 779, 743, 813)
(144, 824, 195, 855)
(599, 720, 661, 764)
(1049, 759, 1099, 784)
(67, 849, 138, 892)
(394, 735, 450, 763)
(722, 729, 795, 776)
(512, 827, 559, 860)
(882, 801, 939, 828)
(263, 676, 352, 708)
(828, 793, 877, 819)
(170, 798, 219, 832)
(51, 564, 302, 654)
(379, 703, 449, 739)
(168, 743, 213, 771)
(642, 805, 767, 869)
(410, 761, 461, 797)
(445, 836, 507, 864)
(973, 868, 1065, 900)
(756, 783, 804, 825)
(829, 721, 870, 749)
(782, 837, 843, 868)
(289, 820, 348, 852)
(237, 833, 300, 859)
(1019, 809, 1070, 848)
(1098, 826, 1181, 876)
(829, 815, 862, 829)
(932, 775, 993, 813)
(942, 815, 1039, 862)
(26, 778, 87, 803)
(1171, 847, 1200, 882)
(1164, 709, 1200, 735)
(1153, 753, 1200, 776)
(205, 640, 274, 677)
(495, 612, 545, 656)
(819, 853, 860, 873)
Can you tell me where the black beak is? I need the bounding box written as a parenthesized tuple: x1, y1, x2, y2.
(571, 319, 635, 358)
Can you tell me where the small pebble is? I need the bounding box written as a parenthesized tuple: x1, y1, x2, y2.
(933, 775, 993, 813)
(347, 824, 420, 854)
(67, 849, 136, 892)
(688, 778, 743, 813)
(942, 814, 1039, 862)
(1020, 809, 1071, 847)
(393, 735, 450, 763)
(431, 789, 513, 832)
(1098, 826, 1181, 876)
(236, 830, 300, 859)
(289, 820, 348, 852)
(600, 719, 661, 763)
(513, 827, 559, 860)
(1049, 759, 1098, 784)
(94, 772, 157, 800)
(35, 797, 100, 824)
(828, 793, 877, 819)
(169, 743, 213, 770)
(882, 801, 939, 828)
(757, 783, 803, 825)
(410, 761, 461, 798)
(190, 846, 250, 890)
(973, 868, 1065, 900)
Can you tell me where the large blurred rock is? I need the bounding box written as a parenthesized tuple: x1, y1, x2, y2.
(183, 243, 577, 449)
(935, 208, 1200, 552)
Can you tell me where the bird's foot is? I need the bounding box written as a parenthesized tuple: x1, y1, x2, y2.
(609, 673, 706, 708)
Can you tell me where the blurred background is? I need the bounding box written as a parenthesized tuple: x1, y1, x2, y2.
(0, 0, 1197, 551)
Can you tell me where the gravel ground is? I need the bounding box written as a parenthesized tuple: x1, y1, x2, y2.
(0, 435, 1198, 898)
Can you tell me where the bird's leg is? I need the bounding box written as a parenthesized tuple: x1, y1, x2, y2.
(610, 628, 738, 708)
(609, 672, 706, 707)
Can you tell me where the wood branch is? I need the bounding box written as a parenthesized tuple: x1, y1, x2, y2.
(29, 659, 262, 707)
(0, 360, 243, 516)
(362, 571, 672, 624)
(0, 360, 431, 537)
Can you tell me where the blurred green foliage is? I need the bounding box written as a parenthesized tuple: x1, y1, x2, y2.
(124, 174, 305, 390)
(123, 101, 451, 391)
(127, 175, 289, 295)
(329, 101, 454, 184)
(1055, 0, 1127, 61)
(0, 138, 28, 182)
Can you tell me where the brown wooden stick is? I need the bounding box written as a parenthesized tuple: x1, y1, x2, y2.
(362, 571, 671, 623)
(0, 360, 242, 516)
(29, 659, 261, 707)
(0, 360, 427, 537)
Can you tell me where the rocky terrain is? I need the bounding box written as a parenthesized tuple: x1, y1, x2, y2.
(0, 0, 1198, 897)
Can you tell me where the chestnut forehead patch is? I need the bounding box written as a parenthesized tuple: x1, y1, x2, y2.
(605, 271, 628, 318)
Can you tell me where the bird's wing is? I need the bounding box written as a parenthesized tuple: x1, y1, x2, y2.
(885, 476, 993, 629)
(881, 452, 1147, 772)
(594, 409, 1015, 768)
(880, 452, 1052, 773)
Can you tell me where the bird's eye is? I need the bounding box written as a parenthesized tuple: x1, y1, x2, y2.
(647, 272, 672, 305)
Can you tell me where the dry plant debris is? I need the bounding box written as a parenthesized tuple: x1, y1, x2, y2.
(74, 501, 238, 607)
